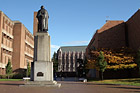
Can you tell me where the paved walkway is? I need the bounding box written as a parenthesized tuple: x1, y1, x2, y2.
(0, 81, 140, 93)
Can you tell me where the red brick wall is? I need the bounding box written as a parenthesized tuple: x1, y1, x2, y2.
(86, 31, 98, 58)
(13, 23, 22, 70)
(87, 31, 98, 49)
(126, 9, 140, 51)
(98, 21, 126, 48)
(33, 12, 38, 36)
(0, 12, 3, 63)
(86, 21, 126, 58)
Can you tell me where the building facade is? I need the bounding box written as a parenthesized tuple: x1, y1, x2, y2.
(0, 10, 34, 75)
(12, 21, 34, 72)
(126, 9, 140, 50)
(0, 11, 14, 74)
(86, 9, 140, 58)
(86, 9, 140, 78)
(57, 46, 87, 73)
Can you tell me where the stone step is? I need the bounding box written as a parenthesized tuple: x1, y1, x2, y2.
(25, 81, 57, 85)
(20, 84, 61, 87)
(20, 81, 61, 87)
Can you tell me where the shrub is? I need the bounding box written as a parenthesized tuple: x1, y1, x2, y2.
(0, 74, 14, 79)
(12, 73, 24, 79)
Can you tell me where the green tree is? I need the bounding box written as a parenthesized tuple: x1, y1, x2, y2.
(26, 62, 31, 77)
(96, 51, 107, 80)
(84, 56, 88, 76)
(136, 49, 140, 75)
(52, 52, 58, 72)
(6, 59, 12, 79)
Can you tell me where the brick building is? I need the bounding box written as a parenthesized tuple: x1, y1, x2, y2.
(0, 10, 34, 75)
(13, 21, 34, 72)
(86, 9, 140, 78)
(126, 9, 140, 50)
(57, 46, 87, 74)
(0, 11, 14, 74)
(86, 9, 140, 58)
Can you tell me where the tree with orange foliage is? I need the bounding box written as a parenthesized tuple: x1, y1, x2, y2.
(86, 47, 137, 70)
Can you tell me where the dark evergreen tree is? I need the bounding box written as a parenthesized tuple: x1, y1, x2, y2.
(52, 52, 58, 79)
(84, 56, 88, 77)
(77, 59, 84, 77)
(52, 52, 58, 71)
(96, 51, 107, 80)
(26, 62, 31, 77)
(6, 59, 12, 79)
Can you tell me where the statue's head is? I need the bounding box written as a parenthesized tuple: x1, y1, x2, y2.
(41, 5, 44, 9)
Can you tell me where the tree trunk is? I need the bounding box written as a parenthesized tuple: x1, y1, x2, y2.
(8, 75, 9, 79)
(26, 69, 28, 77)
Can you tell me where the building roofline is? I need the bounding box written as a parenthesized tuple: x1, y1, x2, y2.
(126, 8, 140, 22)
(13, 20, 21, 23)
(0, 10, 33, 38)
(60, 45, 87, 48)
(100, 20, 124, 30)
(106, 20, 124, 22)
(98, 20, 124, 33)
(58, 45, 87, 53)
(13, 21, 34, 38)
(0, 10, 14, 24)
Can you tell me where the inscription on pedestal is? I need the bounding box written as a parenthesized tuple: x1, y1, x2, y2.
(37, 72, 44, 77)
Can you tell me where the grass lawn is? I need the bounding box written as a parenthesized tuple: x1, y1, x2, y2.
(91, 78, 140, 86)
(0, 79, 22, 81)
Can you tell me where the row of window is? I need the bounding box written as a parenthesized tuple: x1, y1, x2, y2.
(25, 45, 33, 55)
(2, 53, 12, 64)
(25, 35, 34, 46)
(61, 52, 84, 56)
(62, 54, 84, 59)
(3, 17, 13, 36)
(62, 59, 78, 64)
(60, 66, 76, 72)
(3, 16, 14, 28)
(2, 37, 12, 48)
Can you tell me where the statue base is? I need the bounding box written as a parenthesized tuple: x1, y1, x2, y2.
(20, 81, 61, 87)
(26, 32, 61, 87)
(31, 61, 53, 81)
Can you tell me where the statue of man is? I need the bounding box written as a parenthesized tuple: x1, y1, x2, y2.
(36, 6, 49, 32)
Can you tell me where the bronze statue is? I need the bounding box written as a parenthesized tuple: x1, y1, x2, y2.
(36, 6, 49, 32)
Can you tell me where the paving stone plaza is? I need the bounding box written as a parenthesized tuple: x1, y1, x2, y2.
(0, 80, 140, 93)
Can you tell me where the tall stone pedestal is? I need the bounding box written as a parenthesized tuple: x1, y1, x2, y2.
(25, 32, 60, 87)
(31, 32, 53, 81)
(31, 61, 53, 81)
